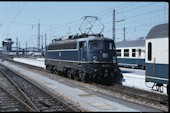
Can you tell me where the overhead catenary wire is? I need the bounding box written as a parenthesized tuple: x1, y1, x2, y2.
(0, 2, 167, 48)
(5, 2, 27, 35)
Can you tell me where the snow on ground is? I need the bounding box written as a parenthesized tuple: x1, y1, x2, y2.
(13, 58, 45, 69)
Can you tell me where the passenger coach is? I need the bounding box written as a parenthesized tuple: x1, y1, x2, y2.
(115, 39, 145, 69)
(145, 23, 169, 94)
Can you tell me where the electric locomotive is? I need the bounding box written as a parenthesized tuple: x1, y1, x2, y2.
(45, 33, 122, 83)
(45, 16, 122, 84)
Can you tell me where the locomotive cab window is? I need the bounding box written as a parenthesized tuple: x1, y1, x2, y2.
(104, 41, 115, 50)
(109, 43, 112, 49)
(89, 41, 103, 49)
(79, 42, 86, 50)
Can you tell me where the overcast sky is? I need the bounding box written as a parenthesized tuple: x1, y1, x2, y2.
(0, 1, 168, 48)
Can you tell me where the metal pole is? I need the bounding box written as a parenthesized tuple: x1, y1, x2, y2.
(123, 27, 126, 41)
(41, 35, 43, 57)
(38, 22, 40, 51)
(112, 9, 115, 41)
(16, 37, 18, 57)
(19, 41, 20, 51)
(45, 34, 46, 48)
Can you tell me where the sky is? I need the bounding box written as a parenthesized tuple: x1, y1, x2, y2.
(0, 1, 169, 49)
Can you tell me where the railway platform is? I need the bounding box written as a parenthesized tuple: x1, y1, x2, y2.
(0, 57, 167, 112)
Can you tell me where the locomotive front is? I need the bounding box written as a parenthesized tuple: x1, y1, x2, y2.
(79, 37, 121, 82)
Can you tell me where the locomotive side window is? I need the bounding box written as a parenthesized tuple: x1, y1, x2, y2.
(132, 49, 136, 57)
(116, 49, 121, 56)
(124, 49, 129, 57)
(109, 43, 112, 49)
(80, 42, 83, 49)
(48, 42, 77, 50)
(148, 42, 152, 61)
(72, 43, 77, 49)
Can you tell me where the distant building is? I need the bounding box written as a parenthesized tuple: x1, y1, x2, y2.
(0, 47, 3, 57)
(2, 38, 14, 54)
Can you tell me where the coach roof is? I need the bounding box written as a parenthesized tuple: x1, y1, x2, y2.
(146, 23, 168, 39)
(115, 39, 145, 48)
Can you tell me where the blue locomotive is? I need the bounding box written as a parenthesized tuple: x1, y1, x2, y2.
(45, 33, 122, 83)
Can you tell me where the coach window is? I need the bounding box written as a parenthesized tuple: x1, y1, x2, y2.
(148, 42, 152, 61)
(138, 49, 141, 57)
(116, 49, 121, 56)
(132, 49, 136, 57)
(124, 49, 129, 57)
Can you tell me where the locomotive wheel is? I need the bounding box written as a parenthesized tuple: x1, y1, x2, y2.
(73, 73, 79, 81)
(104, 75, 113, 86)
(67, 69, 73, 79)
(79, 72, 89, 83)
(58, 71, 63, 76)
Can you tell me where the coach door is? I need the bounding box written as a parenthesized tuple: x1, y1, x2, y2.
(146, 41, 155, 78)
(78, 41, 87, 61)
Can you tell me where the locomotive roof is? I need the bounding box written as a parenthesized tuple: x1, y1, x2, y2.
(115, 39, 145, 48)
(49, 36, 114, 46)
(146, 23, 168, 39)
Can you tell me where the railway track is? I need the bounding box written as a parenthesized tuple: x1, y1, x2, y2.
(0, 64, 80, 112)
(0, 86, 34, 112)
(2, 58, 169, 112)
(89, 82, 168, 112)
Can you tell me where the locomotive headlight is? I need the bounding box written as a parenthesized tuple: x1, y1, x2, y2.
(102, 53, 108, 58)
(93, 56, 98, 63)
(113, 56, 116, 63)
